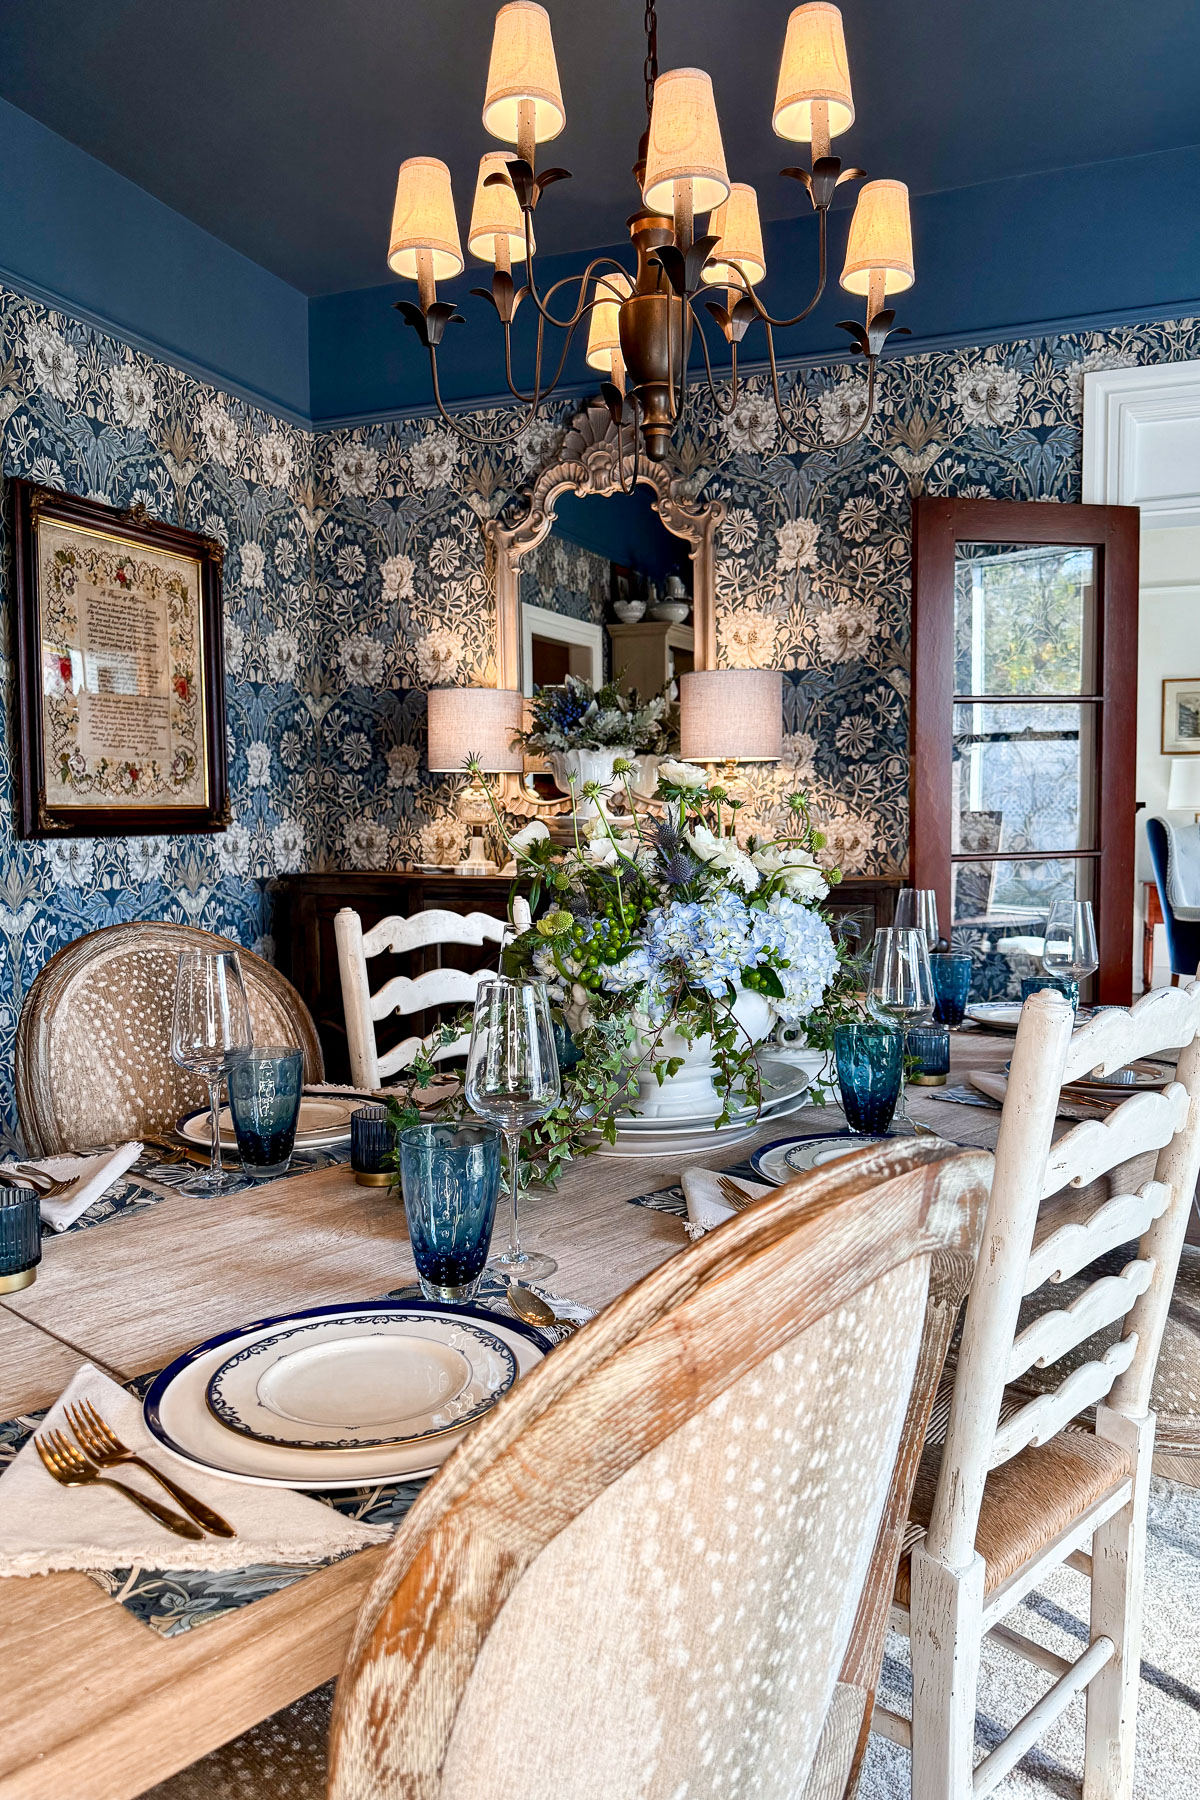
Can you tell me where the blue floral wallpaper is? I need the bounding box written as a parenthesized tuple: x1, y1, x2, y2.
(519, 533, 611, 629)
(2, 276, 1200, 1145)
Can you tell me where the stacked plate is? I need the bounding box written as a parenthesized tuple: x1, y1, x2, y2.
(175, 1094, 357, 1153)
(143, 1300, 551, 1488)
(589, 1058, 815, 1157)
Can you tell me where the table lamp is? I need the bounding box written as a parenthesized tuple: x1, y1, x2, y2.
(427, 688, 524, 873)
(1168, 756, 1200, 823)
(679, 669, 783, 769)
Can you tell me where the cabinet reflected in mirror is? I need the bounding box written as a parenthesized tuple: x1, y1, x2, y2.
(518, 485, 695, 699)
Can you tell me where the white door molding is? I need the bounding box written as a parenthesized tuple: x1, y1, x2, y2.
(520, 603, 605, 696)
(1082, 360, 1200, 527)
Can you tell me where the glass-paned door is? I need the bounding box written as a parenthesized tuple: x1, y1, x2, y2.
(950, 546, 1099, 987)
(911, 499, 1139, 1003)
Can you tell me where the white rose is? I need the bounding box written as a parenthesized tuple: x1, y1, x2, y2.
(658, 758, 708, 790)
(686, 825, 760, 893)
(752, 842, 828, 900)
(510, 821, 550, 854)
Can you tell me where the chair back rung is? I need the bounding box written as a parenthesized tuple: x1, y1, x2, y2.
(1024, 1179, 1171, 1292)
(1006, 1258, 1154, 1382)
(360, 910, 509, 959)
(1040, 1083, 1187, 1195)
(377, 1032, 470, 1081)
(369, 967, 488, 1023)
(1061, 985, 1200, 1086)
(988, 1338, 1137, 1468)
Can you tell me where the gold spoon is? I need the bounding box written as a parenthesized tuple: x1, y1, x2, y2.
(507, 1284, 581, 1337)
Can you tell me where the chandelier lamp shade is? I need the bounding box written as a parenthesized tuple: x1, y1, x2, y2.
(386, 1, 914, 477)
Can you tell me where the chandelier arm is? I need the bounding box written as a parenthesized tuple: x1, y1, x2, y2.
(763, 324, 879, 453)
(425, 342, 545, 448)
(691, 302, 742, 417)
(736, 207, 830, 331)
(518, 222, 632, 328)
(614, 391, 642, 497)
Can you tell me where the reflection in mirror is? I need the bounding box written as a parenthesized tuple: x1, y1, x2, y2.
(518, 485, 694, 699)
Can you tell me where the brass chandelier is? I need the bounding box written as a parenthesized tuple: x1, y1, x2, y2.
(387, 1, 914, 481)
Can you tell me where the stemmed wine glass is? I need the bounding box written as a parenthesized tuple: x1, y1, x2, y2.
(1042, 898, 1099, 999)
(866, 927, 936, 1135)
(465, 977, 561, 1282)
(170, 950, 253, 1195)
(894, 887, 940, 950)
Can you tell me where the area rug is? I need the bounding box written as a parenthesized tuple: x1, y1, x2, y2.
(861, 1476, 1200, 1798)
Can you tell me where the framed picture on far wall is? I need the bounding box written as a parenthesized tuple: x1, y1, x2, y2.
(11, 481, 229, 837)
(1162, 677, 1200, 755)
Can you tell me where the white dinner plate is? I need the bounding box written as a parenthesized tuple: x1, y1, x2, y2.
(612, 1060, 810, 1131)
(143, 1301, 549, 1488)
(751, 1132, 888, 1185)
(589, 1077, 813, 1158)
(176, 1096, 355, 1151)
(965, 1001, 1095, 1034)
(206, 1313, 518, 1451)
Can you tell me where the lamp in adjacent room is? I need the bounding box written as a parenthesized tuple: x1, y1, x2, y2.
(679, 669, 783, 767)
(427, 687, 524, 872)
(1168, 756, 1200, 823)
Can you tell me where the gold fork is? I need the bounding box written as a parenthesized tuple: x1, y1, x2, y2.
(66, 1400, 235, 1538)
(718, 1175, 756, 1212)
(13, 1162, 77, 1198)
(34, 1429, 205, 1539)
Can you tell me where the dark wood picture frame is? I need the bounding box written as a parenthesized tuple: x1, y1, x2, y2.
(11, 480, 229, 838)
(910, 496, 1140, 1004)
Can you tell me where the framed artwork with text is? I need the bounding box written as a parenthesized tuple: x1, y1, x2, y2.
(11, 481, 229, 837)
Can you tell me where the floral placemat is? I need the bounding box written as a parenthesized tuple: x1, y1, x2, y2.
(0, 1276, 563, 1639)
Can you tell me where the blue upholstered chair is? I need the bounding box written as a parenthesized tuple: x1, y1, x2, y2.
(1145, 816, 1200, 986)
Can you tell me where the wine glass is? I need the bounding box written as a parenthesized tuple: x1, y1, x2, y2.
(894, 887, 940, 949)
(865, 927, 936, 1134)
(465, 977, 561, 1282)
(170, 950, 254, 1195)
(1042, 898, 1099, 998)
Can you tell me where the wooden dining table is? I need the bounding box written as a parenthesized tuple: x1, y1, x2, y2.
(0, 1031, 1018, 1800)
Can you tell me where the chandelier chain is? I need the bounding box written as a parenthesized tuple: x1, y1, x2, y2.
(643, 0, 658, 124)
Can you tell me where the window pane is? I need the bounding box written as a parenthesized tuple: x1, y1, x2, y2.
(954, 543, 1096, 696)
(952, 701, 1097, 853)
(951, 856, 1094, 928)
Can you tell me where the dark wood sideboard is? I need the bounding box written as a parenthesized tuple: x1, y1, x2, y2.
(271, 871, 901, 1081)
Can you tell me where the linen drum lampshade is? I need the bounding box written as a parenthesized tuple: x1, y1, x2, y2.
(388, 158, 464, 280)
(642, 69, 730, 215)
(773, 2, 855, 142)
(680, 669, 783, 763)
(701, 184, 766, 288)
(1168, 757, 1200, 816)
(468, 151, 535, 263)
(585, 272, 633, 372)
(482, 1, 566, 144)
(427, 689, 524, 774)
(840, 179, 914, 297)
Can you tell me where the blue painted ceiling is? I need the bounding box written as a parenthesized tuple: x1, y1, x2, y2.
(1, 0, 1199, 298)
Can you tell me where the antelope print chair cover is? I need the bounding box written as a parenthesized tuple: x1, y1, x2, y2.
(15, 921, 323, 1156)
(883, 983, 1200, 1800)
(327, 1138, 989, 1800)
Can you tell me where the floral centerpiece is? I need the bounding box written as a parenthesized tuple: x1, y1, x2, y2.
(516, 674, 673, 818)
(455, 755, 860, 1183)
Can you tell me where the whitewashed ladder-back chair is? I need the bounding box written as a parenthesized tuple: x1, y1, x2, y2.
(334, 900, 530, 1089)
(875, 983, 1200, 1800)
(327, 1138, 990, 1800)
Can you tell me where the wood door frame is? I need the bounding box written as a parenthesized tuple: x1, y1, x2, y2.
(910, 497, 1141, 1004)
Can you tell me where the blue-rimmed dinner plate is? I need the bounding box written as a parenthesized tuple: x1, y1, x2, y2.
(205, 1312, 518, 1452)
(750, 1132, 888, 1186)
(144, 1300, 550, 1489)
